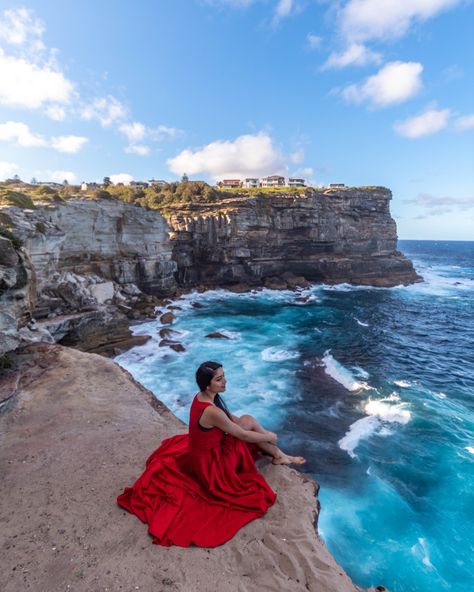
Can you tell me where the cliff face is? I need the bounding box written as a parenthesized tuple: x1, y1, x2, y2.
(166, 187, 419, 288)
(1, 187, 420, 355)
(1, 199, 177, 295)
(0, 237, 36, 356)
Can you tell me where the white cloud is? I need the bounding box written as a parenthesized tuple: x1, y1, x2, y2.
(0, 8, 44, 52)
(119, 122, 146, 142)
(341, 61, 423, 107)
(0, 49, 74, 109)
(307, 34, 322, 50)
(154, 125, 181, 139)
(394, 108, 451, 138)
(0, 121, 46, 147)
(0, 161, 18, 180)
(80, 96, 127, 127)
(167, 132, 287, 181)
(125, 144, 151, 156)
(51, 135, 89, 153)
(290, 148, 304, 165)
(339, 0, 462, 43)
(45, 105, 66, 121)
(110, 173, 134, 185)
(455, 114, 474, 131)
(48, 170, 76, 183)
(273, 0, 294, 26)
(322, 43, 382, 69)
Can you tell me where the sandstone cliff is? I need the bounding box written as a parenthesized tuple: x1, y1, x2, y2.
(165, 186, 419, 289)
(1, 187, 420, 355)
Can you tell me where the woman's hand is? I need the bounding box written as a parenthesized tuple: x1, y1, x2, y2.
(265, 431, 277, 445)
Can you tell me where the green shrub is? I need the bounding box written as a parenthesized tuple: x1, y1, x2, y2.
(35, 221, 46, 234)
(0, 189, 35, 209)
(33, 185, 56, 196)
(93, 189, 113, 200)
(0, 226, 23, 248)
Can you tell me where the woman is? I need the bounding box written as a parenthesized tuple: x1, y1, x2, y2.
(117, 361, 305, 547)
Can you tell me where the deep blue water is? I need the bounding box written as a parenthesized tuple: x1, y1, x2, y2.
(116, 240, 474, 592)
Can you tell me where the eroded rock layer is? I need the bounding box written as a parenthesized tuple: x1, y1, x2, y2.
(165, 187, 419, 288)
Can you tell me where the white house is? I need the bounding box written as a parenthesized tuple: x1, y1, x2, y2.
(148, 179, 168, 187)
(130, 181, 149, 189)
(260, 175, 285, 187)
(288, 178, 306, 187)
(243, 178, 260, 188)
(80, 182, 99, 191)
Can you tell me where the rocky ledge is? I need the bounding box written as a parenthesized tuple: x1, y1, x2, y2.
(0, 343, 386, 592)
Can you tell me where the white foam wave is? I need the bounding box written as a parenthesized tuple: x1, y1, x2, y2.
(338, 416, 380, 458)
(261, 347, 299, 362)
(354, 317, 369, 327)
(402, 265, 474, 297)
(364, 398, 411, 424)
(411, 538, 434, 569)
(393, 380, 411, 388)
(216, 328, 241, 340)
(339, 395, 411, 457)
(466, 446, 474, 455)
(352, 366, 370, 379)
(322, 351, 370, 392)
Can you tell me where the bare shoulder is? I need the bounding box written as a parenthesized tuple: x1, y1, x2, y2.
(199, 405, 227, 429)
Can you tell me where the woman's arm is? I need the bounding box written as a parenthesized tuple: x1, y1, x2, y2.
(202, 407, 277, 445)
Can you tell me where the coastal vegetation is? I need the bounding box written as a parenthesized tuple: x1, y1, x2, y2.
(0, 179, 373, 216)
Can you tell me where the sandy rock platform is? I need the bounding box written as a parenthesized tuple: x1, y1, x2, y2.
(0, 343, 370, 592)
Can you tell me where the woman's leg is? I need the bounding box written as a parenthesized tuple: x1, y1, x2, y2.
(235, 415, 305, 465)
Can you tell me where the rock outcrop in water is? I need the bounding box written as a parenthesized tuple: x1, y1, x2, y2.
(0, 187, 419, 355)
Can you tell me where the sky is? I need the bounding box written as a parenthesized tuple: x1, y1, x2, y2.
(0, 1, 473, 239)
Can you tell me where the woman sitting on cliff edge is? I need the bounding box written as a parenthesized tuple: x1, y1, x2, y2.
(117, 360, 305, 548)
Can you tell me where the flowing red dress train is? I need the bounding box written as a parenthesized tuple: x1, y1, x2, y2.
(117, 396, 277, 547)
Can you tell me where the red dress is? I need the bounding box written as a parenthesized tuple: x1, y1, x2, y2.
(117, 396, 277, 547)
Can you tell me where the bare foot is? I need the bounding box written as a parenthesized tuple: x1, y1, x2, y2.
(272, 453, 306, 465)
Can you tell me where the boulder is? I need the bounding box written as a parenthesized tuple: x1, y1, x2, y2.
(159, 339, 185, 353)
(205, 332, 230, 339)
(264, 276, 288, 290)
(90, 281, 114, 304)
(160, 312, 176, 325)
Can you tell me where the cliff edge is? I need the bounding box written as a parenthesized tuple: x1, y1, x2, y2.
(0, 344, 382, 592)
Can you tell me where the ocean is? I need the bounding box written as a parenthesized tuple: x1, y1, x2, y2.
(115, 240, 474, 592)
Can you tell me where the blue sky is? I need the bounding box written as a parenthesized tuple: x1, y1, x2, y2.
(0, 1, 473, 239)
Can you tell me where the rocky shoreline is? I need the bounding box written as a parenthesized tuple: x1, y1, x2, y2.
(0, 343, 386, 592)
(1, 188, 420, 357)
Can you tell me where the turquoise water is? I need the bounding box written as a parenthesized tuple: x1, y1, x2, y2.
(116, 241, 474, 592)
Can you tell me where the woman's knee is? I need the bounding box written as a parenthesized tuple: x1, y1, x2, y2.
(238, 414, 255, 430)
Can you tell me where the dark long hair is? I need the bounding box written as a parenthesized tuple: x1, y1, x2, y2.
(195, 361, 232, 420)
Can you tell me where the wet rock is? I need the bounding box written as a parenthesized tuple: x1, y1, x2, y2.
(159, 339, 185, 353)
(159, 328, 181, 339)
(167, 305, 182, 311)
(264, 276, 288, 290)
(205, 332, 230, 339)
(190, 301, 203, 308)
(227, 283, 250, 293)
(160, 312, 176, 325)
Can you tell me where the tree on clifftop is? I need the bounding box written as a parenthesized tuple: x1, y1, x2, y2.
(103, 176, 111, 187)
